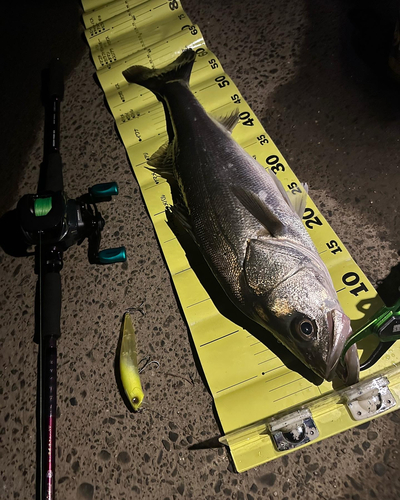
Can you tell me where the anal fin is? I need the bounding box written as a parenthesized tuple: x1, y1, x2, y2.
(147, 140, 175, 179)
(167, 202, 197, 244)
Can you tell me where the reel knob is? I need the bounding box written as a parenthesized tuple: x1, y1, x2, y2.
(89, 182, 119, 199)
(97, 247, 127, 264)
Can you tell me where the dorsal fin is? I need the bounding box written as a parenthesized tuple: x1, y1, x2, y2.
(287, 182, 308, 217)
(267, 169, 308, 218)
(212, 109, 240, 133)
(267, 168, 292, 205)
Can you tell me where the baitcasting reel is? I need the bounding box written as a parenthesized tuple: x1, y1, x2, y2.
(17, 181, 126, 270)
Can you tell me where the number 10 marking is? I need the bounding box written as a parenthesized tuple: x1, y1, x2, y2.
(341, 272, 369, 296)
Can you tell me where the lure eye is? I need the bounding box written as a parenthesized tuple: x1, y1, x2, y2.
(291, 316, 317, 341)
(132, 397, 139, 405)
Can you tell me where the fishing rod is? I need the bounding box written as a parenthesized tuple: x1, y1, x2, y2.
(11, 59, 126, 499)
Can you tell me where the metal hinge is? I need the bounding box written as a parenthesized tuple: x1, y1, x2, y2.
(342, 376, 397, 421)
(268, 409, 319, 451)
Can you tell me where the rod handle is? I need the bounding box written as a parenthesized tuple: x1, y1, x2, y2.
(48, 58, 64, 101)
(41, 272, 62, 339)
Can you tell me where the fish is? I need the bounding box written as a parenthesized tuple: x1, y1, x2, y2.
(119, 312, 144, 411)
(122, 49, 360, 385)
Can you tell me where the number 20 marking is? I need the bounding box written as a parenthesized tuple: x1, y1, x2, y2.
(302, 207, 322, 229)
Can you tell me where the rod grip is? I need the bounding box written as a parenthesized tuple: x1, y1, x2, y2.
(42, 152, 64, 193)
(48, 58, 64, 101)
(41, 272, 62, 338)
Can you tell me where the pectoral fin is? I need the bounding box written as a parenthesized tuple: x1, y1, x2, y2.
(231, 185, 284, 236)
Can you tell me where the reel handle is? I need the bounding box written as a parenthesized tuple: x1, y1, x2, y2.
(98, 247, 127, 264)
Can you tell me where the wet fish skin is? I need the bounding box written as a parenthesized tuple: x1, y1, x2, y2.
(123, 50, 359, 384)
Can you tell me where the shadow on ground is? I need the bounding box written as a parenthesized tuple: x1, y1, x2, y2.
(260, 0, 400, 250)
(0, 2, 85, 215)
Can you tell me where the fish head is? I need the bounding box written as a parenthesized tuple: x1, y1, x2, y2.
(243, 240, 359, 383)
(255, 268, 359, 383)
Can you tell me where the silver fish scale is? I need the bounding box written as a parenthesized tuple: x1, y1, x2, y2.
(165, 83, 317, 306)
(244, 238, 317, 296)
(123, 53, 359, 383)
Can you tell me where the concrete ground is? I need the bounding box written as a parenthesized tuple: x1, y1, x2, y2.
(1, 0, 400, 499)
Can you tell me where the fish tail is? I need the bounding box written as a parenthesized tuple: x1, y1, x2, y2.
(122, 49, 196, 96)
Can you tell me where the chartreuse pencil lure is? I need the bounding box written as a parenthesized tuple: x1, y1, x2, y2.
(119, 312, 144, 411)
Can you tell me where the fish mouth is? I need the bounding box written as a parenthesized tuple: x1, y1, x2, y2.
(335, 343, 360, 385)
(323, 310, 360, 384)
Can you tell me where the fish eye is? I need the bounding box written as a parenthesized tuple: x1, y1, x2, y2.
(291, 316, 317, 341)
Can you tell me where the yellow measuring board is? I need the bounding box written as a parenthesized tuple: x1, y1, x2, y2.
(82, 0, 400, 471)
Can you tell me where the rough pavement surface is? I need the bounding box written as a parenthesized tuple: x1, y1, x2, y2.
(1, 0, 399, 499)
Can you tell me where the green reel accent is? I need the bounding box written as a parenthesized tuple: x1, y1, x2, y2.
(34, 197, 52, 217)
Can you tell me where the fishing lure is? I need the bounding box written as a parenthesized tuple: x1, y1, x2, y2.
(119, 312, 144, 411)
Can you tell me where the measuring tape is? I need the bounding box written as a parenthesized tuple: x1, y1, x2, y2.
(82, 0, 399, 471)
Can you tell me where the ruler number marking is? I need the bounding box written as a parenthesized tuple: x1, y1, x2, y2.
(303, 207, 322, 229)
(266, 154, 285, 174)
(342, 271, 369, 297)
